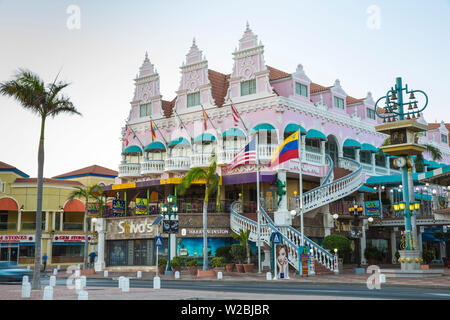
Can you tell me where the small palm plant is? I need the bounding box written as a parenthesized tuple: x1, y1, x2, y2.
(232, 229, 252, 264)
(67, 184, 103, 270)
(177, 153, 220, 270)
(1, 69, 81, 289)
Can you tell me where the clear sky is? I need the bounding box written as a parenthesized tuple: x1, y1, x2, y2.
(1, 0, 449, 178)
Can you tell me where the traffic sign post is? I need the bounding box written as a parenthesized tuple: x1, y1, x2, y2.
(271, 232, 282, 280)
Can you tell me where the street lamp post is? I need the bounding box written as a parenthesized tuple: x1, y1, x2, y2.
(293, 191, 304, 246)
(349, 203, 363, 268)
(161, 195, 178, 274)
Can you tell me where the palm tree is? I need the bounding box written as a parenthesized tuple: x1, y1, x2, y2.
(177, 153, 220, 270)
(67, 184, 103, 270)
(0, 69, 81, 290)
(232, 229, 252, 264)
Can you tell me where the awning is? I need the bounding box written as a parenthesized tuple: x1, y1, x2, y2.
(358, 185, 376, 193)
(365, 173, 422, 186)
(284, 124, 307, 135)
(414, 192, 432, 201)
(343, 139, 362, 149)
(361, 143, 379, 153)
(306, 129, 326, 140)
(222, 128, 246, 138)
(168, 137, 190, 147)
(0, 198, 18, 211)
(418, 164, 450, 185)
(428, 160, 442, 169)
(122, 145, 143, 154)
(251, 123, 276, 132)
(422, 233, 443, 242)
(64, 199, 85, 212)
(144, 141, 166, 152)
(194, 133, 216, 142)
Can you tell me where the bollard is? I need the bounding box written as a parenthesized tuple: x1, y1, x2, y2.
(57, 265, 61, 270)
(43, 286, 53, 300)
(137, 271, 142, 279)
(174, 271, 180, 279)
(118, 276, 125, 288)
(26, 266, 30, 271)
(80, 275, 87, 288)
(75, 278, 83, 292)
(153, 276, 160, 289)
(22, 275, 29, 284)
(78, 290, 88, 300)
(121, 277, 130, 292)
(380, 274, 386, 283)
(77, 264, 81, 269)
(49, 276, 56, 287)
(75, 270, 80, 278)
(217, 272, 223, 280)
(266, 272, 272, 281)
(21, 282, 31, 298)
(104, 270, 108, 278)
(53, 269, 58, 276)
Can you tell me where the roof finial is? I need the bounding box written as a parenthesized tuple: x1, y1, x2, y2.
(193, 37, 196, 46)
(145, 51, 148, 59)
(246, 21, 250, 31)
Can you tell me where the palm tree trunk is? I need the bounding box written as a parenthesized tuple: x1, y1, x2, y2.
(32, 116, 45, 290)
(84, 199, 89, 270)
(203, 198, 208, 270)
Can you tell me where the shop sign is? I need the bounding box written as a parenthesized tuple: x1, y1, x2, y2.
(0, 235, 34, 243)
(118, 219, 154, 235)
(365, 200, 380, 216)
(180, 228, 230, 237)
(163, 220, 179, 234)
(112, 199, 125, 216)
(135, 198, 148, 215)
(53, 234, 92, 242)
(87, 202, 100, 218)
(106, 216, 159, 240)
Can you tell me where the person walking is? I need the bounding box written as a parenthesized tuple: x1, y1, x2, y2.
(89, 251, 97, 269)
(42, 253, 47, 272)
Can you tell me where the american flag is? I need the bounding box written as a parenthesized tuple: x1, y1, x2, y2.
(226, 138, 257, 170)
(230, 104, 239, 127)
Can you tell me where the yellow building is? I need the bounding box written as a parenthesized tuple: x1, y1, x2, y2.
(0, 162, 117, 267)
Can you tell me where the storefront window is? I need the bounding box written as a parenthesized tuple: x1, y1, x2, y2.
(52, 244, 84, 257)
(108, 240, 128, 266)
(19, 245, 35, 258)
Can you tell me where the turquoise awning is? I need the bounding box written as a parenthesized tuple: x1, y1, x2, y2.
(343, 139, 362, 149)
(428, 161, 441, 168)
(284, 124, 307, 135)
(415, 192, 432, 201)
(122, 145, 143, 154)
(144, 141, 166, 152)
(168, 137, 190, 147)
(222, 128, 246, 137)
(306, 129, 327, 140)
(359, 185, 376, 193)
(194, 133, 216, 142)
(251, 123, 276, 132)
(361, 143, 379, 153)
(418, 164, 450, 181)
(366, 173, 422, 186)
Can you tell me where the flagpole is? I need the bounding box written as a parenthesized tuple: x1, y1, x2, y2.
(125, 121, 146, 151)
(298, 128, 304, 246)
(174, 110, 193, 143)
(200, 104, 218, 131)
(256, 133, 261, 274)
(229, 100, 248, 132)
(149, 116, 169, 146)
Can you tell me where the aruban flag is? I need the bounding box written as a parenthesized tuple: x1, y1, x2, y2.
(125, 125, 130, 146)
(202, 109, 208, 130)
(268, 131, 300, 168)
(151, 121, 156, 141)
(230, 104, 239, 127)
(226, 138, 257, 171)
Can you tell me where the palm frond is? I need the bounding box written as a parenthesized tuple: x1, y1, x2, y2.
(423, 143, 442, 161)
(177, 167, 207, 195)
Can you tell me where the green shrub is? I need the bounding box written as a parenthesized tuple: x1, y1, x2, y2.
(211, 257, 227, 268)
(422, 249, 435, 264)
(322, 234, 350, 255)
(215, 246, 232, 262)
(364, 246, 381, 261)
(185, 257, 198, 267)
(170, 256, 185, 268)
(230, 244, 246, 264)
(158, 257, 167, 267)
(394, 251, 400, 261)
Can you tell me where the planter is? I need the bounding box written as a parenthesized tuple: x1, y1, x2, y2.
(236, 264, 245, 273)
(243, 263, 254, 273)
(213, 267, 226, 275)
(420, 265, 430, 270)
(157, 266, 166, 275)
(187, 266, 198, 276)
(171, 266, 182, 273)
(225, 263, 235, 273)
(368, 259, 377, 265)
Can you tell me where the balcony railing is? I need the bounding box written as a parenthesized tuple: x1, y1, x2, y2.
(258, 144, 277, 161)
(118, 163, 141, 178)
(0, 222, 17, 231)
(141, 160, 165, 175)
(375, 166, 389, 175)
(21, 222, 45, 231)
(305, 151, 323, 165)
(190, 153, 214, 168)
(217, 149, 239, 166)
(165, 156, 190, 171)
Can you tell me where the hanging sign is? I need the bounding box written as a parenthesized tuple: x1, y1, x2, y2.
(135, 198, 148, 215)
(162, 220, 179, 234)
(87, 202, 100, 218)
(365, 200, 380, 216)
(112, 199, 125, 216)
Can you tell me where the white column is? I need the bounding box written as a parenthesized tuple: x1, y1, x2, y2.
(355, 149, 361, 163)
(371, 153, 376, 175)
(321, 140, 326, 165)
(52, 212, 56, 232)
(45, 212, 49, 232)
(170, 234, 176, 262)
(60, 211, 64, 231)
(94, 218, 105, 271)
(390, 229, 397, 264)
(361, 219, 368, 265)
(274, 169, 290, 226)
(386, 156, 391, 175)
(17, 209, 22, 232)
(440, 242, 446, 259)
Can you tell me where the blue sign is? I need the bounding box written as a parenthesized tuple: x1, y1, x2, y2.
(365, 200, 380, 216)
(155, 236, 163, 248)
(272, 232, 282, 244)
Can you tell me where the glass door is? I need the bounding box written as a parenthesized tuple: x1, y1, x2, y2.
(10, 246, 18, 263)
(133, 240, 148, 265)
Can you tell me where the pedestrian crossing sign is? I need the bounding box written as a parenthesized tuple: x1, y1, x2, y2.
(272, 232, 282, 244)
(155, 236, 163, 248)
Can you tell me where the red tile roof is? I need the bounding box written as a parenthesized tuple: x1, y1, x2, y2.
(162, 99, 175, 118)
(14, 178, 84, 187)
(52, 165, 118, 179)
(0, 161, 15, 169)
(346, 96, 365, 105)
(208, 69, 230, 107)
(310, 82, 332, 94)
(267, 66, 291, 81)
(0, 161, 29, 177)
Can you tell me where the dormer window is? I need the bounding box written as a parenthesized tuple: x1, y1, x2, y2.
(334, 96, 345, 109)
(442, 134, 448, 144)
(187, 92, 200, 107)
(241, 79, 256, 96)
(139, 103, 151, 117)
(366, 108, 376, 120)
(295, 82, 308, 97)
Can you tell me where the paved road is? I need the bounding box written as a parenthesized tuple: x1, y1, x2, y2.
(39, 277, 450, 300)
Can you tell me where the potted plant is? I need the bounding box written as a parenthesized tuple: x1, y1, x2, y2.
(185, 257, 198, 276)
(230, 244, 246, 273)
(232, 229, 254, 273)
(364, 246, 381, 265)
(322, 234, 350, 265)
(211, 257, 227, 275)
(422, 249, 435, 269)
(158, 257, 167, 275)
(216, 246, 234, 272)
(170, 256, 184, 273)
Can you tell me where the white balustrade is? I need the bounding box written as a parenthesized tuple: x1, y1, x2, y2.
(190, 153, 214, 168)
(141, 160, 165, 175)
(217, 149, 239, 165)
(375, 166, 388, 175)
(258, 144, 278, 160)
(165, 156, 190, 171)
(305, 151, 323, 165)
(118, 163, 141, 178)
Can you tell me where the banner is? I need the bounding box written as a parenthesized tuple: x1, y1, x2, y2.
(113, 199, 125, 216)
(365, 200, 380, 216)
(135, 198, 148, 215)
(87, 202, 100, 218)
(275, 244, 289, 279)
